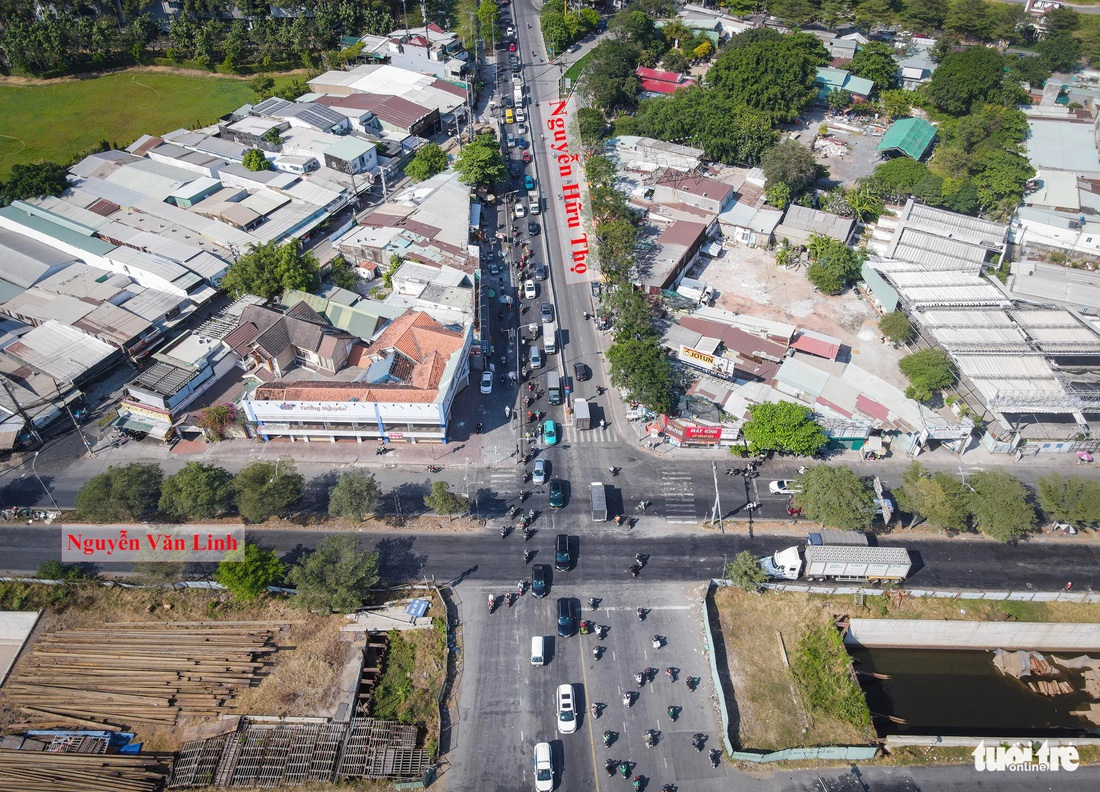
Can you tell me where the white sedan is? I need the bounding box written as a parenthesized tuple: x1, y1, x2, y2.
(533, 742, 554, 792)
(480, 370, 493, 395)
(524, 279, 537, 299)
(514, 203, 527, 218)
(768, 480, 803, 495)
(556, 684, 577, 734)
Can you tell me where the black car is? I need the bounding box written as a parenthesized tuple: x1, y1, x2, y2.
(557, 597, 575, 637)
(573, 362, 589, 381)
(534, 263, 548, 281)
(532, 564, 550, 598)
(528, 220, 541, 236)
(504, 97, 514, 109)
(549, 479, 565, 509)
(555, 533, 571, 572)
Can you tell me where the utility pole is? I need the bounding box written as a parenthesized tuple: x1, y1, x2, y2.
(0, 376, 41, 446)
(709, 461, 724, 532)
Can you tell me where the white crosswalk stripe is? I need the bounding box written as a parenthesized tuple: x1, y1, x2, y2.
(559, 426, 618, 444)
(659, 471, 698, 523)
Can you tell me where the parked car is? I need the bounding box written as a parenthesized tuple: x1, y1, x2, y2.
(512, 71, 522, 84)
(549, 478, 565, 509)
(572, 362, 589, 381)
(522, 151, 532, 163)
(768, 480, 803, 495)
(543, 419, 557, 445)
(516, 110, 527, 123)
(480, 370, 493, 394)
(506, 134, 516, 148)
(524, 279, 537, 299)
(514, 202, 527, 218)
(533, 457, 549, 485)
(556, 684, 577, 734)
(534, 263, 548, 280)
(518, 137, 528, 149)
(531, 564, 550, 598)
(540, 302, 553, 323)
(556, 597, 575, 636)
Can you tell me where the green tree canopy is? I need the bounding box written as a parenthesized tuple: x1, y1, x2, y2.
(213, 543, 285, 601)
(928, 46, 1005, 115)
(454, 134, 506, 186)
(804, 234, 862, 295)
(242, 148, 270, 171)
(75, 463, 163, 522)
(159, 462, 235, 520)
(576, 107, 609, 148)
(606, 335, 674, 414)
(405, 142, 449, 182)
(287, 534, 380, 612)
(707, 32, 828, 122)
(895, 461, 969, 531)
(221, 240, 321, 300)
(762, 138, 818, 194)
(726, 550, 768, 591)
(797, 465, 877, 531)
(965, 470, 1037, 542)
(423, 480, 469, 515)
(0, 162, 69, 207)
(878, 310, 913, 344)
(742, 401, 827, 456)
(328, 469, 382, 521)
(1035, 473, 1100, 527)
(233, 459, 304, 523)
(324, 255, 358, 290)
(848, 41, 899, 94)
(899, 347, 957, 402)
(582, 39, 643, 113)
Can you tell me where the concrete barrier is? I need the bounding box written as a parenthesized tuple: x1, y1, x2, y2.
(844, 618, 1100, 651)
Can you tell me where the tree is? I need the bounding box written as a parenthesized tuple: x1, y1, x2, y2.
(75, 463, 163, 522)
(880, 89, 916, 120)
(1037, 33, 1083, 74)
(848, 41, 899, 94)
(769, 0, 816, 26)
(328, 470, 382, 521)
(606, 336, 674, 414)
(766, 182, 792, 210)
(476, 0, 499, 37)
(159, 462, 235, 519)
(582, 39, 643, 113)
(762, 138, 818, 194)
(405, 142, 449, 182)
(0, 161, 69, 207)
(945, 0, 993, 40)
(233, 459, 304, 523)
(965, 470, 1037, 542)
(287, 534, 379, 612)
(826, 88, 853, 111)
(213, 543, 284, 601)
(742, 401, 827, 456)
(610, 8, 661, 49)
(454, 133, 506, 186)
(927, 46, 1004, 115)
(423, 480, 469, 515)
(899, 347, 956, 402)
(1035, 474, 1100, 527)
(1045, 6, 1080, 37)
(221, 240, 321, 299)
(804, 234, 862, 295)
(577, 107, 609, 148)
(726, 550, 768, 591)
(242, 148, 270, 171)
(324, 256, 358, 289)
(707, 32, 827, 122)
(878, 310, 913, 344)
(895, 461, 969, 531)
(249, 74, 275, 99)
(797, 465, 876, 531)
(901, 0, 949, 31)
(971, 147, 1034, 212)
(661, 49, 690, 74)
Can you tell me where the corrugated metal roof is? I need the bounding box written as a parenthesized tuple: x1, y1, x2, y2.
(876, 118, 937, 161)
(775, 356, 830, 396)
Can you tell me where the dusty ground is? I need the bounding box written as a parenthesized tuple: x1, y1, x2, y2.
(713, 586, 1100, 752)
(686, 244, 912, 392)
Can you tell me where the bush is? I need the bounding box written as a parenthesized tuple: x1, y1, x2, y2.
(742, 401, 827, 456)
(899, 348, 956, 402)
(725, 550, 767, 591)
(423, 481, 469, 516)
(790, 624, 871, 729)
(213, 544, 284, 601)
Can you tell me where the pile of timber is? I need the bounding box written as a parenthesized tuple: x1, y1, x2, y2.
(1028, 679, 1074, 697)
(2, 623, 281, 730)
(1029, 654, 1054, 676)
(0, 748, 166, 792)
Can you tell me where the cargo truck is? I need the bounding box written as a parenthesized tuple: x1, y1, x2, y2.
(590, 482, 607, 521)
(761, 545, 912, 583)
(547, 371, 562, 405)
(574, 398, 590, 430)
(543, 322, 556, 353)
(528, 190, 541, 214)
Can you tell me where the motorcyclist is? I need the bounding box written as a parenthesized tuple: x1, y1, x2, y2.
(666, 667, 674, 682)
(652, 635, 661, 649)
(623, 693, 631, 707)
(637, 607, 646, 621)
(487, 594, 494, 612)
(667, 705, 676, 721)
(603, 730, 613, 746)
(522, 549, 532, 563)
(591, 702, 599, 717)
(593, 645, 601, 660)
(634, 671, 644, 686)
(635, 553, 643, 565)
(643, 730, 653, 747)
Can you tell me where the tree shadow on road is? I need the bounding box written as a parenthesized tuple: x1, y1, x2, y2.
(373, 535, 426, 583)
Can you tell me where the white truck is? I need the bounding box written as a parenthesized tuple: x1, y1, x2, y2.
(761, 545, 912, 583)
(528, 190, 541, 214)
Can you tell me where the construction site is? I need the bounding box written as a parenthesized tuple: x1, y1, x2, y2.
(0, 591, 445, 791)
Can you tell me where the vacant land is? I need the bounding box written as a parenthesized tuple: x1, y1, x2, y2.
(713, 587, 1100, 753)
(0, 69, 296, 178)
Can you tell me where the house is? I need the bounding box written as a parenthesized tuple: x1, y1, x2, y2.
(717, 183, 783, 247)
(774, 204, 855, 246)
(606, 136, 705, 174)
(876, 118, 937, 161)
(636, 219, 709, 294)
(322, 136, 378, 175)
(815, 67, 874, 102)
(315, 93, 441, 138)
(1025, 115, 1100, 178)
(1012, 206, 1100, 257)
(896, 37, 938, 91)
(227, 302, 357, 378)
(652, 169, 736, 215)
(635, 66, 697, 96)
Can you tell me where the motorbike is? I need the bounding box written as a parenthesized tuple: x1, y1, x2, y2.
(635, 553, 644, 566)
(517, 581, 525, 596)
(605, 759, 617, 777)
(375, 444, 387, 455)
(667, 706, 677, 722)
(523, 526, 533, 541)
(596, 386, 606, 395)
(589, 597, 599, 610)
(645, 667, 657, 683)
(652, 636, 662, 649)
(475, 422, 483, 434)
(636, 501, 650, 512)
(629, 564, 640, 578)
(522, 549, 533, 564)
(666, 667, 675, 683)
(709, 748, 721, 767)
(632, 777, 642, 790)
(634, 671, 645, 686)
(623, 693, 633, 708)
(637, 608, 647, 621)
(579, 620, 594, 635)
(519, 490, 529, 502)
(500, 525, 511, 539)
(488, 595, 495, 613)
(593, 645, 603, 661)
(603, 730, 613, 747)
(644, 730, 654, 748)
(596, 625, 607, 640)
(608, 466, 619, 476)
(619, 762, 630, 779)
(517, 515, 529, 529)
(686, 676, 699, 692)
(692, 734, 705, 752)
(427, 465, 443, 473)
(508, 506, 519, 518)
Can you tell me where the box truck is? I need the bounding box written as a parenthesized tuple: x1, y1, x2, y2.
(590, 482, 607, 521)
(542, 322, 556, 353)
(547, 371, 562, 405)
(761, 545, 912, 583)
(574, 398, 590, 430)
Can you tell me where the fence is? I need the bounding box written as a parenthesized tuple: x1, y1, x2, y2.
(761, 581, 1100, 604)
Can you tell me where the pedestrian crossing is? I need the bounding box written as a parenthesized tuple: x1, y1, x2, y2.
(556, 425, 619, 444)
(658, 470, 699, 524)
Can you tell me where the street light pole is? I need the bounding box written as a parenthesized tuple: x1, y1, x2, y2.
(31, 452, 61, 513)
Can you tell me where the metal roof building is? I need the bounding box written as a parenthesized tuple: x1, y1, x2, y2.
(881, 199, 1007, 273)
(876, 118, 937, 161)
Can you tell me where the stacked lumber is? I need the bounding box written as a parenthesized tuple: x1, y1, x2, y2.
(0, 748, 166, 792)
(2, 623, 281, 730)
(1029, 654, 1054, 676)
(1026, 679, 1074, 696)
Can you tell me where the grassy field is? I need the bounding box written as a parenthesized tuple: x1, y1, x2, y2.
(713, 587, 1100, 753)
(0, 69, 297, 179)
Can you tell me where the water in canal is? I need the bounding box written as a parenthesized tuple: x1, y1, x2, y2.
(850, 647, 1100, 737)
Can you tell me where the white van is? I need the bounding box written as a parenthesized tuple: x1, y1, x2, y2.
(531, 635, 545, 666)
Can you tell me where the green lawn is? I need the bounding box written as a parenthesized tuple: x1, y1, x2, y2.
(563, 51, 594, 85)
(0, 70, 295, 179)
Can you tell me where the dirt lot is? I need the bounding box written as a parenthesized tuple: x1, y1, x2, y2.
(713, 587, 1100, 752)
(685, 244, 912, 392)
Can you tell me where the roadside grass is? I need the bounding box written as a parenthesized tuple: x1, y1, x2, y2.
(714, 587, 1100, 752)
(0, 70, 297, 178)
(563, 51, 594, 85)
(370, 616, 447, 755)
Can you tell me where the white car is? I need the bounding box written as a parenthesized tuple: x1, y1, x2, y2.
(480, 370, 493, 395)
(768, 480, 803, 495)
(507, 134, 517, 148)
(506, 26, 515, 37)
(517, 124, 529, 137)
(533, 457, 549, 485)
(533, 742, 553, 792)
(530, 345, 543, 369)
(516, 110, 527, 123)
(556, 684, 577, 734)
(524, 279, 537, 299)
(514, 203, 527, 218)
(512, 71, 523, 85)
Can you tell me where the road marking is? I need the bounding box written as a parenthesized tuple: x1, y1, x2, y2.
(578, 629, 603, 792)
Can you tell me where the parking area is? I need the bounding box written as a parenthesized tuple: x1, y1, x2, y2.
(450, 576, 724, 791)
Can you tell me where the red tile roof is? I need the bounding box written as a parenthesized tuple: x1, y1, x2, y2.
(639, 79, 685, 95)
(791, 332, 841, 361)
(855, 394, 890, 423)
